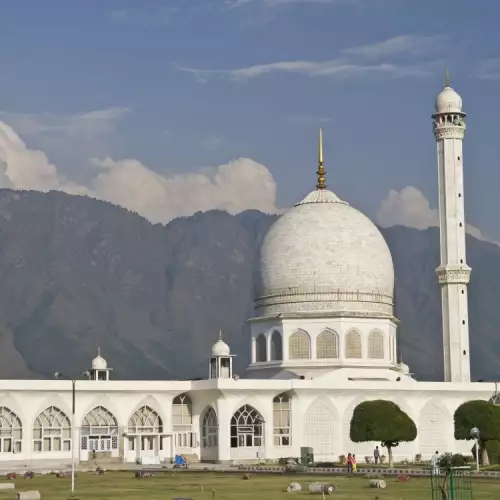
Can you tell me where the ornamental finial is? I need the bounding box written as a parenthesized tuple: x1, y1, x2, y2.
(218, 330, 222, 341)
(316, 128, 326, 190)
(445, 69, 450, 88)
(97, 347, 101, 356)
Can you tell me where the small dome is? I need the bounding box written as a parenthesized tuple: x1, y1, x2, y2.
(212, 331, 230, 356)
(92, 349, 107, 370)
(435, 73, 463, 114)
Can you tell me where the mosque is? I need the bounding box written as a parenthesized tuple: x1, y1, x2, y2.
(0, 75, 495, 466)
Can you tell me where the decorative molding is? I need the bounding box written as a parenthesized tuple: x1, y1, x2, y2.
(436, 268, 471, 285)
(433, 127, 465, 140)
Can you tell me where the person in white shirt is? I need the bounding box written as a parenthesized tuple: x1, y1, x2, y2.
(431, 451, 440, 475)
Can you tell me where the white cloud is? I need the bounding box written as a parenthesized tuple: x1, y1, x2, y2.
(376, 186, 494, 244)
(178, 59, 432, 82)
(0, 108, 129, 142)
(342, 35, 445, 59)
(0, 121, 279, 224)
(178, 34, 443, 82)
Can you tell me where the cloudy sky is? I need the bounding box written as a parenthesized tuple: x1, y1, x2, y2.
(0, 0, 498, 240)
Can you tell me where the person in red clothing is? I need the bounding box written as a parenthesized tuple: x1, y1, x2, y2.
(347, 453, 353, 474)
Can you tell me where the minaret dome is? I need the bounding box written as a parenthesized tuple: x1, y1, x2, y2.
(435, 70, 463, 114)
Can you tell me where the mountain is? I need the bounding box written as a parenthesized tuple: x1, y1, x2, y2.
(0, 189, 498, 382)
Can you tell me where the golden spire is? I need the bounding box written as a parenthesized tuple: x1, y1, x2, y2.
(316, 128, 326, 190)
(445, 69, 450, 88)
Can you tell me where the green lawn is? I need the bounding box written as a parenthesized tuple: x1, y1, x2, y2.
(0, 471, 497, 500)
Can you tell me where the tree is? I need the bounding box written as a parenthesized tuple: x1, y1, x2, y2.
(436, 453, 468, 500)
(350, 400, 417, 468)
(454, 400, 500, 466)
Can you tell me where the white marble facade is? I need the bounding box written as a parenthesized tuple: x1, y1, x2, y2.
(0, 376, 494, 465)
(0, 75, 490, 466)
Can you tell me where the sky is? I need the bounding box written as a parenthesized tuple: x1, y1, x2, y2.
(0, 0, 499, 241)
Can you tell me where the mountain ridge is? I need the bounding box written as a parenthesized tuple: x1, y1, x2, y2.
(0, 189, 498, 382)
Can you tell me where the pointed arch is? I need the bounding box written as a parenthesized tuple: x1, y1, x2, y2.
(303, 398, 335, 462)
(230, 405, 264, 448)
(82, 406, 118, 435)
(255, 334, 267, 362)
(172, 394, 193, 427)
(419, 401, 449, 456)
(128, 405, 163, 434)
(289, 330, 311, 359)
(173, 394, 194, 449)
(81, 405, 119, 453)
(33, 406, 71, 452)
(316, 329, 339, 359)
(201, 406, 218, 449)
(0, 406, 22, 453)
(368, 330, 384, 359)
(345, 330, 362, 358)
(270, 330, 283, 361)
(273, 393, 291, 446)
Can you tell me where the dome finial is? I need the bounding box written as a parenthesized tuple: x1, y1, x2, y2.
(445, 69, 450, 88)
(316, 128, 326, 190)
(218, 329, 222, 341)
(97, 346, 101, 357)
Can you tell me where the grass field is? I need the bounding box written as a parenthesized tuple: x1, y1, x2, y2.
(0, 471, 497, 500)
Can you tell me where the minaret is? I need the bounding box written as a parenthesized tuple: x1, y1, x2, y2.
(432, 71, 471, 383)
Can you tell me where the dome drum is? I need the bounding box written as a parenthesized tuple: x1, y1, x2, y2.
(255, 289, 394, 317)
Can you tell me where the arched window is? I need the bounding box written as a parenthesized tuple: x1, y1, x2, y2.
(270, 331, 283, 361)
(33, 406, 71, 452)
(173, 395, 193, 448)
(81, 406, 119, 453)
(316, 330, 339, 359)
(368, 331, 384, 359)
(201, 406, 218, 448)
(82, 406, 118, 435)
(345, 330, 362, 358)
(230, 405, 264, 448)
(273, 394, 291, 446)
(289, 330, 310, 359)
(255, 334, 267, 362)
(0, 407, 22, 453)
(128, 406, 163, 434)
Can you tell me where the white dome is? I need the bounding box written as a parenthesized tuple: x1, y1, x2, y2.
(435, 85, 462, 114)
(255, 188, 395, 316)
(92, 349, 107, 370)
(212, 332, 230, 357)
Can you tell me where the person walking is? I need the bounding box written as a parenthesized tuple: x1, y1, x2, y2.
(374, 446, 380, 465)
(352, 454, 357, 473)
(347, 453, 353, 474)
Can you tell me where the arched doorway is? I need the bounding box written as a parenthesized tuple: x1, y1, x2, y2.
(127, 405, 164, 464)
(419, 401, 448, 458)
(303, 401, 335, 462)
(200, 406, 218, 462)
(230, 404, 264, 459)
(80, 406, 119, 461)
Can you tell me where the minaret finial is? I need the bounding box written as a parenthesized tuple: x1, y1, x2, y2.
(445, 69, 450, 88)
(316, 128, 326, 190)
(97, 347, 101, 357)
(218, 330, 222, 341)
